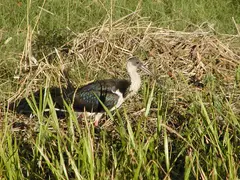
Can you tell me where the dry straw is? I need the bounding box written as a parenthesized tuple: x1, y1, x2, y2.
(15, 14, 240, 95)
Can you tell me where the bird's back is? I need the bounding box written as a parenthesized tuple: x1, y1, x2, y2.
(8, 79, 130, 116)
(70, 79, 131, 112)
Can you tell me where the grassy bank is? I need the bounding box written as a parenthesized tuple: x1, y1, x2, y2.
(0, 0, 240, 179)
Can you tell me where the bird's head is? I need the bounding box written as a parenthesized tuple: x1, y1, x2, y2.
(127, 57, 152, 75)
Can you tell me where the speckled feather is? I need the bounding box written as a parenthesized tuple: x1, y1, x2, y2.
(10, 79, 131, 116)
(69, 79, 131, 112)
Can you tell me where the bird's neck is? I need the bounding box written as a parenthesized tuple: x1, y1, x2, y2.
(128, 68, 141, 96)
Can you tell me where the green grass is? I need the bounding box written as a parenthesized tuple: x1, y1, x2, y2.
(0, 0, 240, 179)
(1, 79, 239, 179)
(1, 0, 239, 57)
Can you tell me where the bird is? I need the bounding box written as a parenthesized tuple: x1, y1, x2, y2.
(8, 57, 152, 126)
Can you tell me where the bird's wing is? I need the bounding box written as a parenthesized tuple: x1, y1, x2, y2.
(8, 79, 131, 115)
(70, 79, 130, 112)
(73, 90, 119, 112)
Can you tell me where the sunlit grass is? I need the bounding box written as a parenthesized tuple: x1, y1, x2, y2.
(2, 77, 239, 179)
(2, 61, 240, 177)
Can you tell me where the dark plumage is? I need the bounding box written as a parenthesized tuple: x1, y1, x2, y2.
(9, 79, 130, 116)
(9, 87, 70, 117)
(71, 79, 130, 112)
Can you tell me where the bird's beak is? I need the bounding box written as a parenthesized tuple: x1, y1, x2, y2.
(140, 64, 153, 76)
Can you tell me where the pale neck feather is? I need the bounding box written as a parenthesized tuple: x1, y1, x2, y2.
(127, 65, 141, 98)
